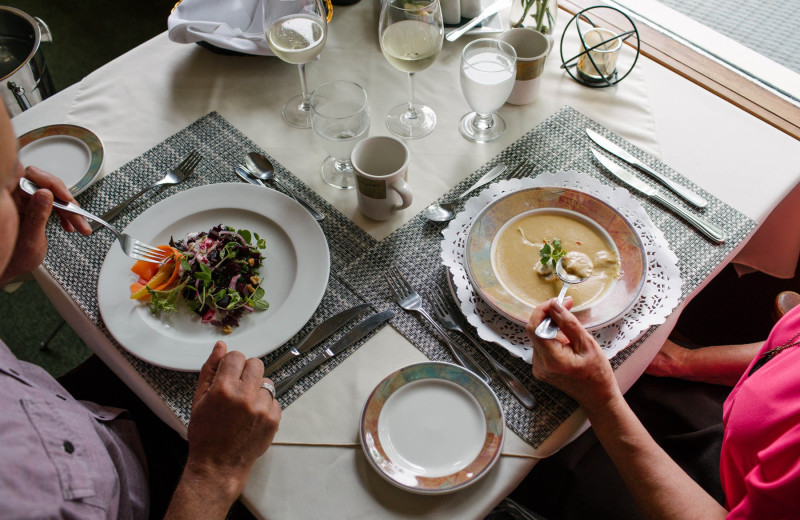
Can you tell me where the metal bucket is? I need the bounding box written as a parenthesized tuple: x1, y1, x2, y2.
(0, 6, 55, 116)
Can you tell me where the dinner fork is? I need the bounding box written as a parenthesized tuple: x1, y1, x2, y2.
(89, 150, 202, 232)
(429, 288, 537, 409)
(20, 178, 167, 264)
(384, 267, 491, 383)
(507, 159, 534, 179)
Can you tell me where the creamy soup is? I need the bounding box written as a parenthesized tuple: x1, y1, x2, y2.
(491, 210, 621, 310)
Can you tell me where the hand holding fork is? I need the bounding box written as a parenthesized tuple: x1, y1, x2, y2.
(20, 178, 167, 264)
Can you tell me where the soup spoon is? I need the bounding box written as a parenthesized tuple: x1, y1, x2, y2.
(534, 256, 592, 340)
(244, 152, 324, 221)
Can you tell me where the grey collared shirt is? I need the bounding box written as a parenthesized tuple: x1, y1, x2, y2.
(0, 341, 148, 518)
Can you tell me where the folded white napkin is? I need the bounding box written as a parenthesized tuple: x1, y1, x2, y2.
(168, 0, 274, 56)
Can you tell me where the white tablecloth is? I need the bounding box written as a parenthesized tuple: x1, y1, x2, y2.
(11, 2, 800, 518)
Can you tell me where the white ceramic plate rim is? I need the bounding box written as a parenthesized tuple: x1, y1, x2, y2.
(17, 124, 104, 195)
(97, 183, 329, 371)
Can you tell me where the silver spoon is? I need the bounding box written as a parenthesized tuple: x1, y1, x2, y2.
(534, 256, 592, 340)
(244, 152, 324, 221)
(424, 164, 506, 222)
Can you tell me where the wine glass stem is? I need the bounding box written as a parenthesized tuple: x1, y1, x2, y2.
(472, 112, 495, 131)
(297, 63, 311, 112)
(333, 159, 352, 171)
(405, 72, 419, 121)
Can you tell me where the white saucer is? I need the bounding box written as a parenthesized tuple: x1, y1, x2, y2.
(18, 124, 104, 195)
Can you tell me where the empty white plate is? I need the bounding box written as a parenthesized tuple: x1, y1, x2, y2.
(18, 124, 104, 195)
(360, 362, 503, 494)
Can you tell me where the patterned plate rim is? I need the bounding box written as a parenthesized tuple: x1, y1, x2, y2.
(464, 185, 647, 329)
(18, 123, 104, 195)
(359, 362, 504, 495)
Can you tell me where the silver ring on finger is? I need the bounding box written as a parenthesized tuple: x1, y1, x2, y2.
(260, 381, 275, 399)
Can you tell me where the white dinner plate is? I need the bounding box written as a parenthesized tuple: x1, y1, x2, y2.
(18, 124, 104, 195)
(97, 183, 330, 371)
(360, 362, 503, 494)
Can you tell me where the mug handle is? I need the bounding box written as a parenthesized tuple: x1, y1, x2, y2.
(389, 180, 413, 212)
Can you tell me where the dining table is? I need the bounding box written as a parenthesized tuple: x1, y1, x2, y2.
(10, 1, 800, 518)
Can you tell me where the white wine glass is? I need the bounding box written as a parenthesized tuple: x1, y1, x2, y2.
(379, 0, 443, 139)
(310, 80, 371, 189)
(265, 0, 329, 128)
(459, 38, 516, 142)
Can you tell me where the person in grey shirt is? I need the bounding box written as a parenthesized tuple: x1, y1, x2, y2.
(0, 105, 281, 519)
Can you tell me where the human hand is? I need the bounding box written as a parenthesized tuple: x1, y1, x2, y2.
(1, 167, 91, 284)
(13, 166, 92, 235)
(186, 341, 281, 499)
(645, 339, 690, 378)
(527, 298, 620, 412)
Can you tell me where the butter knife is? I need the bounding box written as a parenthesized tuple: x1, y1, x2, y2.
(591, 149, 726, 243)
(263, 303, 371, 376)
(445, 0, 510, 42)
(586, 128, 708, 209)
(235, 165, 261, 186)
(274, 310, 394, 397)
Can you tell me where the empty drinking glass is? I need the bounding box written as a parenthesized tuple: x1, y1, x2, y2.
(459, 38, 516, 142)
(310, 80, 371, 189)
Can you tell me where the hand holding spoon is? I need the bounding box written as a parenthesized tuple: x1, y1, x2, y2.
(534, 255, 592, 340)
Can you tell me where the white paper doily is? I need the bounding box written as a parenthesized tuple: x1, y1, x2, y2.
(441, 170, 682, 364)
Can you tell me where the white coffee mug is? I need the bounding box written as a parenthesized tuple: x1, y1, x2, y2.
(351, 136, 413, 221)
(500, 28, 550, 105)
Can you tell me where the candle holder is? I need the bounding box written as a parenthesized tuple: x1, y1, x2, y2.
(559, 5, 640, 88)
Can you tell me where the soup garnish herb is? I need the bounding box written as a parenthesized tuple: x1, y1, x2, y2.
(539, 238, 566, 269)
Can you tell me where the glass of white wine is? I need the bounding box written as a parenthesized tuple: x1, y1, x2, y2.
(379, 0, 443, 139)
(459, 38, 516, 142)
(265, 0, 329, 128)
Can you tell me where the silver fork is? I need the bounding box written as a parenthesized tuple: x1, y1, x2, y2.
(384, 267, 491, 383)
(90, 150, 202, 232)
(19, 178, 166, 263)
(507, 159, 534, 179)
(429, 288, 537, 409)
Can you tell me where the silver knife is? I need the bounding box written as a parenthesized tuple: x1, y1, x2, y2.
(586, 128, 708, 209)
(264, 303, 371, 376)
(444, 267, 536, 409)
(591, 148, 726, 244)
(235, 165, 261, 186)
(274, 310, 394, 397)
(445, 0, 510, 42)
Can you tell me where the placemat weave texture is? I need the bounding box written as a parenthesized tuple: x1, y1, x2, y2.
(339, 105, 757, 448)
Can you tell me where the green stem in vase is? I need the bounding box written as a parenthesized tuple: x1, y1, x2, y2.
(513, 0, 553, 33)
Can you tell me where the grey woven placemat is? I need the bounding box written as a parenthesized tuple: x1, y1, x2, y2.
(41, 112, 379, 425)
(339, 105, 757, 449)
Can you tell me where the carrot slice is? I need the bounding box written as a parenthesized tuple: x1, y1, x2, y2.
(130, 267, 170, 299)
(154, 258, 182, 291)
(131, 259, 159, 280)
(130, 245, 180, 280)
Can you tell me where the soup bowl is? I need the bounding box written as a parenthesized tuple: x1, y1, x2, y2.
(465, 186, 646, 330)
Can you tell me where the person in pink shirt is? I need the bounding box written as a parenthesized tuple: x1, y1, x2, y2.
(517, 296, 800, 519)
(719, 306, 800, 517)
